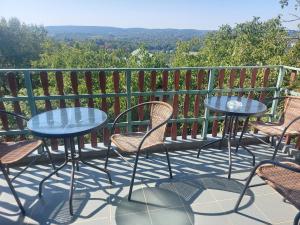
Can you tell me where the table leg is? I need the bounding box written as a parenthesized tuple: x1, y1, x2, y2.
(235, 117, 249, 153)
(227, 116, 234, 179)
(218, 115, 228, 149)
(69, 137, 76, 215)
(77, 137, 112, 184)
(39, 139, 69, 197)
(235, 117, 256, 166)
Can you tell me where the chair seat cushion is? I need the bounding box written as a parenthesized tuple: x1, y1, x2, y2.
(257, 162, 300, 210)
(111, 132, 163, 153)
(0, 140, 42, 164)
(251, 121, 300, 136)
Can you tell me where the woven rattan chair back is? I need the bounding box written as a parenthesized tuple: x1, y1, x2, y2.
(282, 96, 300, 131)
(148, 101, 173, 143)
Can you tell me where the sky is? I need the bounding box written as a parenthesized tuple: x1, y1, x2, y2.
(0, 0, 299, 30)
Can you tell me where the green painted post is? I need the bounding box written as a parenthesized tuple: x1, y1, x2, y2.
(24, 70, 41, 153)
(24, 70, 37, 116)
(202, 69, 216, 139)
(126, 70, 132, 132)
(271, 66, 285, 120)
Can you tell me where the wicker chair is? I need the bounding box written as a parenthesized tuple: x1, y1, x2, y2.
(250, 96, 300, 159)
(0, 110, 56, 214)
(235, 115, 300, 225)
(104, 101, 173, 200)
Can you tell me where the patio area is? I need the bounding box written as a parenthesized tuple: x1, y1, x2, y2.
(0, 141, 297, 225)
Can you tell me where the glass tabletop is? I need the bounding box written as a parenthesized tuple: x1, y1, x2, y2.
(205, 96, 267, 116)
(27, 107, 107, 138)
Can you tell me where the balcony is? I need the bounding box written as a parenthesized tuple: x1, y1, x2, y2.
(0, 65, 299, 224)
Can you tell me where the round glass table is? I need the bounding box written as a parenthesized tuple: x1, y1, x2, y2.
(27, 107, 111, 215)
(198, 96, 267, 179)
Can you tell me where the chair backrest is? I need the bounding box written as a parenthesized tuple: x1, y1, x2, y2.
(283, 96, 300, 130)
(148, 101, 173, 143)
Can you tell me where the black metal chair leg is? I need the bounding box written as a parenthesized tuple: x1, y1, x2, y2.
(235, 117, 249, 153)
(234, 162, 262, 211)
(164, 145, 173, 179)
(104, 141, 111, 170)
(0, 164, 25, 214)
(128, 152, 140, 201)
(294, 211, 300, 225)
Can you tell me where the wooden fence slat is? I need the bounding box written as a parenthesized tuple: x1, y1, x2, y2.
(259, 68, 270, 102)
(40, 71, 58, 150)
(212, 69, 225, 137)
(85, 71, 97, 147)
(99, 71, 109, 145)
(162, 70, 170, 136)
(7, 72, 24, 131)
(113, 71, 121, 134)
(228, 69, 237, 96)
(70, 71, 80, 107)
(0, 91, 8, 131)
(171, 70, 180, 140)
(150, 70, 157, 101)
(239, 68, 246, 97)
(138, 71, 145, 132)
(248, 68, 258, 99)
(191, 70, 205, 139)
(55, 71, 66, 108)
(70, 71, 85, 148)
(290, 70, 297, 86)
(182, 70, 191, 139)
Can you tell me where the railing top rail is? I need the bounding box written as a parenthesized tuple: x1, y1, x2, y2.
(283, 65, 300, 72)
(0, 65, 282, 73)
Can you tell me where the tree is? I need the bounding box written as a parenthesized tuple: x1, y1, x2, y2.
(0, 17, 47, 68)
(172, 17, 288, 67)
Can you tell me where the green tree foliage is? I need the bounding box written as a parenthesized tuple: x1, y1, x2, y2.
(172, 18, 288, 67)
(0, 17, 47, 67)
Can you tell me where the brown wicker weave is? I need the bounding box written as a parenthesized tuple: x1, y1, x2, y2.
(257, 162, 300, 210)
(235, 160, 300, 225)
(110, 101, 173, 153)
(0, 140, 42, 164)
(0, 110, 56, 214)
(105, 101, 174, 201)
(251, 96, 300, 136)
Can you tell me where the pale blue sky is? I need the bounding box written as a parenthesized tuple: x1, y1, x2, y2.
(0, 0, 299, 29)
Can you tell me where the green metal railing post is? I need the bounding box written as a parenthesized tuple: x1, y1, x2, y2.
(271, 66, 285, 120)
(24, 70, 37, 116)
(24, 70, 41, 153)
(126, 70, 132, 132)
(202, 69, 216, 139)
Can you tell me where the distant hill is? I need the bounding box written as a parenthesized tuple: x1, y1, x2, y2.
(45, 26, 212, 51)
(46, 26, 211, 40)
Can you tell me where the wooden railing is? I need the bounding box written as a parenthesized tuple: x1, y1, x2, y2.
(0, 65, 298, 150)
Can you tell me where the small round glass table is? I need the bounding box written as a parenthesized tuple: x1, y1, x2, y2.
(198, 96, 267, 179)
(27, 107, 111, 215)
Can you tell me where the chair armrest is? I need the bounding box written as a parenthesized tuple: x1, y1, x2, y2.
(272, 115, 300, 159)
(0, 110, 29, 121)
(256, 159, 300, 173)
(262, 96, 287, 108)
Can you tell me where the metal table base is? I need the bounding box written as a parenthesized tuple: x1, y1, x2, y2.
(197, 115, 255, 179)
(38, 137, 112, 215)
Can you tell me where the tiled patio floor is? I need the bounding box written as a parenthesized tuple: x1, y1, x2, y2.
(0, 143, 298, 225)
